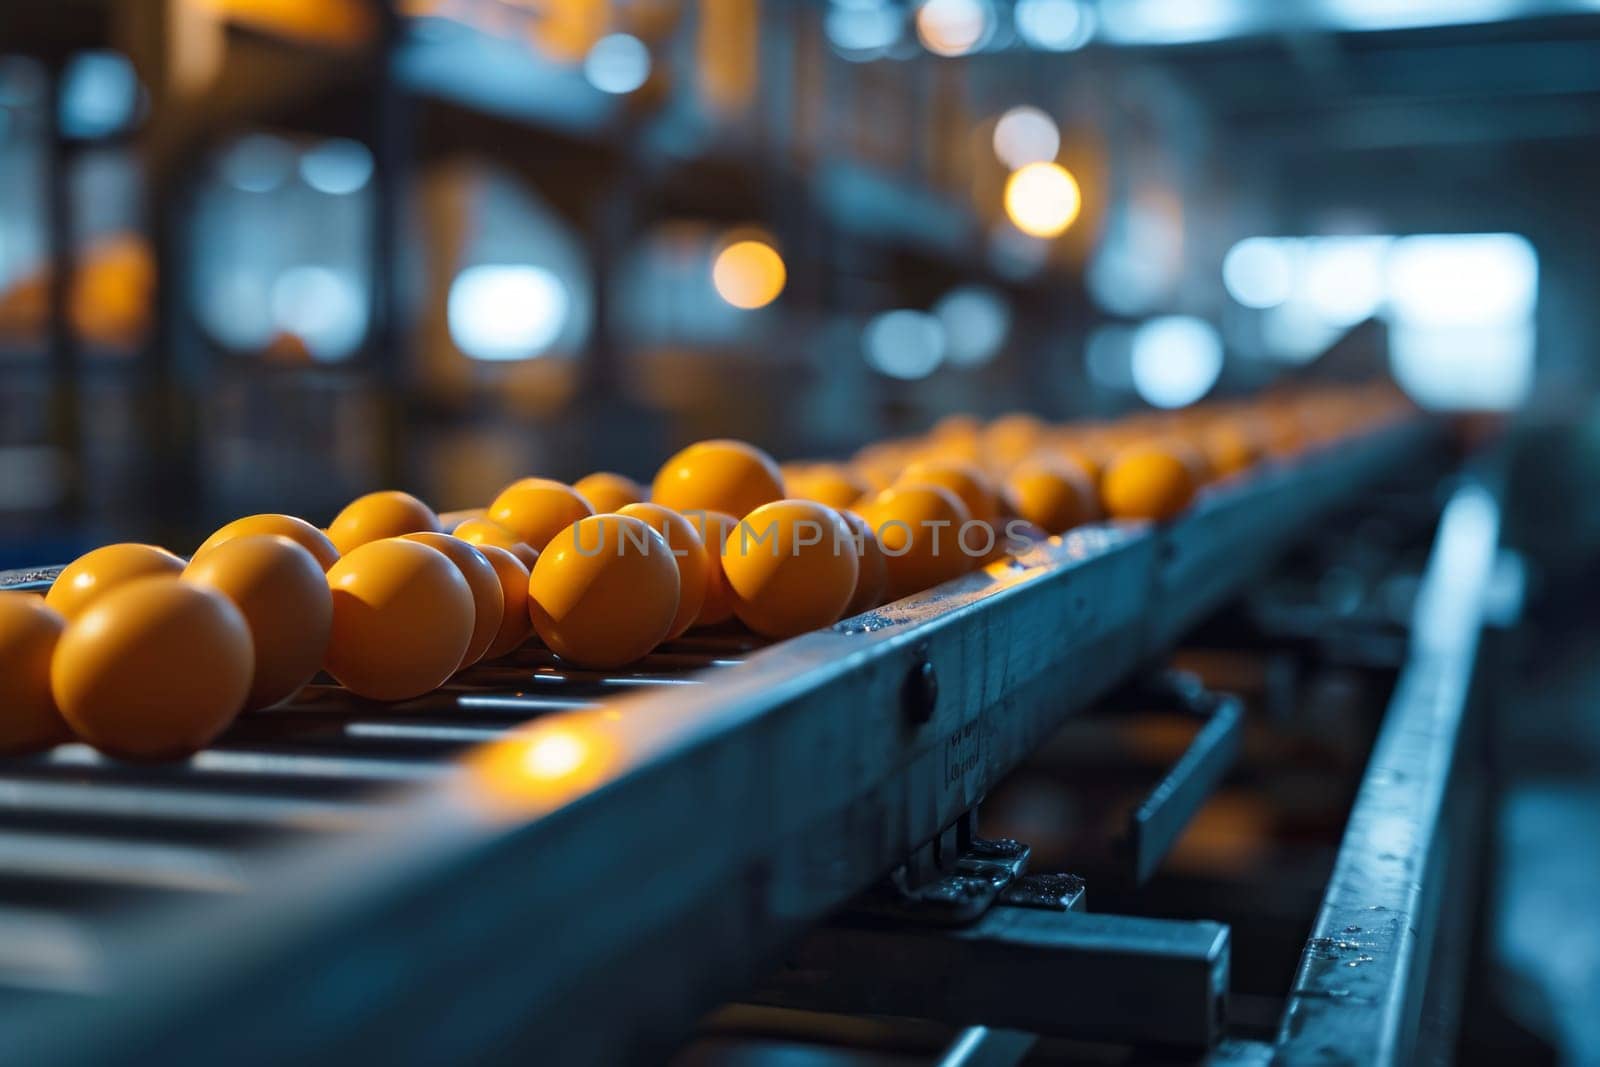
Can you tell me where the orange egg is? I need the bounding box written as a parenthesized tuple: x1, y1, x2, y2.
(326, 491, 441, 555)
(183, 535, 331, 710)
(195, 513, 340, 571)
(1004, 461, 1099, 535)
(390, 534, 496, 668)
(572, 472, 646, 514)
(454, 517, 540, 570)
(897, 459, 1001, 524)
(46, 543, 185, 621)
(1101, 444, 1197, 522)
(617, 503, 708, 640)
(984, 413, 1046, 472)
(784, 464, 871, 510)
(488, 478, 594, 552)
(52, 577, 253, 760)
(528, 514, 680, 668)
(722, 500, 857, 638)
(1258, 404, 1307, 457)
(325, 538, 475, 700)
(858, 483, 974, 602)
(1199, 420, 1262, 479)
(474, 544, 533, 660)
(778, 461, 814, 486)
(839, 510, 887, 618)
(686, 509, 741, 627)
(0, 593, 70, 754)
(651, 439, 785, 519)
(400, 533, 505, 668)
(438, 508, 486, 533)
(1045, 437, 1106, 489)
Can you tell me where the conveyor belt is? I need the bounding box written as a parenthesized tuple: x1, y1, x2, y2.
(0, 421, 1434, 1066)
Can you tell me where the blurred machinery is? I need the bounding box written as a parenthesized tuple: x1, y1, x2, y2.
(6, 1, 1595, 560)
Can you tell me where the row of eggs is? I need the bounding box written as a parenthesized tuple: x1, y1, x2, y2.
(0, 387, 1412, 762)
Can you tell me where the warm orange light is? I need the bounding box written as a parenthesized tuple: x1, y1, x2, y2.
(528, 0, 607, 63)
(1004, 162, 1081, 239)
(467, 718, 620, 818)
(712, 240, 786, 309)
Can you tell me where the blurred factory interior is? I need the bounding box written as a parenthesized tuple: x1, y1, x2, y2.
(7, 0, 1600, 1063)
(9, 0, 1600, 555)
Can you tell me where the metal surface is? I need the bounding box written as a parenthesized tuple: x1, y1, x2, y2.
(0, 422, 1429, 1065)
(1112, 677, 1245, 887)
(853, 837, 1032, 927)
(934, 1026, 1036, 1067)
(1274, 483, 1501, 1064)
(753, 906, 1230, 1050)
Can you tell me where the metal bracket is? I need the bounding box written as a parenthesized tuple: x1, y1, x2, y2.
(750, 904, 1229, 1050)
(1105, 672, 1245, 887)
(855, 833, 1033, 927)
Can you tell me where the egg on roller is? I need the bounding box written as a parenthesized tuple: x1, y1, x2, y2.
(897, 459, 1001, 525)
(1199, 419, 1263, 480)
(454, 517, 540, 571)
(1003, 460, 1099, 535)
(324, 538, 476, 701)
(0, 592, 70, 754)
(488, 478, 594, 552)
(784, 464, 871, 510)
(182, 534, 332, 710)
(194, 513, 340, 571)
(1100, 443, 1197, 522)
(528, 514, 680, 669)
(474, 543, 533, 660)
(858, 483, 973, 602)
(572, 472, 646, 514)
(839, 510, 887, 618)
(617, 502, 708, 640)
(400, 533, 505, 668)
(438, 508, 486, 533)
(46, 543, 185, 621)
(721, 500, 857, 639)
(51, 576, 254, 760)
(686, 509, 740, 627)
(651, 439, 785, 520)
(326, 491, 441, 555)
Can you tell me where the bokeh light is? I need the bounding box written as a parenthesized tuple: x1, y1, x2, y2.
(299, 138, 374, 195)
(1130, 315, 1223, 408)
(1222, 236, 1294, 309)
(934, 286, 1010, 366)
(269, 266, 367, 362)
(448, 264, 570, 361)
(1386, 233, 1536, 327)
(864, 310, 947, 380)
(992, 106, 1060, 170)
(712, 239, 787, 310)
(1014, 0, 1095, 50)
(59, 51, 139, 138)
(1003, 162, 1081, 239)
(583, 33, 651, 95)
(1304, 236, 1390, 327)
(915, 0, 992, 56)
(221, 133, 294, 193)
(825, 0, 902, 59)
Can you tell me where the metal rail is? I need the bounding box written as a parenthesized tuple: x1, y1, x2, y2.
(1273, 481, 1501, 1064)
(0, 422, 1429, 1065)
